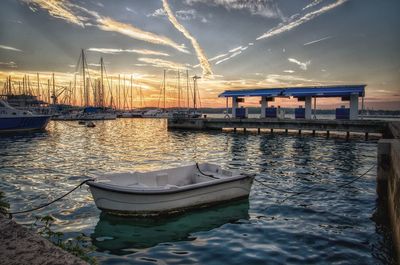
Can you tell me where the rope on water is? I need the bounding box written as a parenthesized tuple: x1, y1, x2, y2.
(7, 179, 92, 219)
(278, 164, 376, 203)
(240, 165, 376, 201)
(253, 178, 304, 194)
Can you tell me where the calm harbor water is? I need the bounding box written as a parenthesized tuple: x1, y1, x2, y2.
(0, 119, 394, 264)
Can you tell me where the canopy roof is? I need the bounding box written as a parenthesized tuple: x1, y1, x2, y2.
(218, 85, 366, 98)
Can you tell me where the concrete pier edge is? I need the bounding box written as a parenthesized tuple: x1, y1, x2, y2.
(378, 121, 400, 262)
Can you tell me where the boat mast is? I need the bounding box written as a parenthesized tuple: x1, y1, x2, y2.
(130, 75, 133, 110)
(163, 69, 166, 110)
(123, 75, 126, 110)
(177, 70, 180, 108)
(118, 74, 121, 110)
(36, 73, 40, 100)
(100, 57, 104, 108)
(73, 74, 76, 106)
(47, 79, 50, 105)
(27, 75, 30, 94)
(186, 70, 189, 110)
(52, 73, 56, 105)
(81, 49, 87, 107)
(22, 75, 25, 94)
(110, 76, 113, 109)
(192, 75, 201, 110)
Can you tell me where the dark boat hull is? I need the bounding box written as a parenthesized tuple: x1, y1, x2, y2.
(0, 116, 51, 133)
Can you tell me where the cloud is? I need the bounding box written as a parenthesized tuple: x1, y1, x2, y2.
(264, 74, 315, 85)
(126, 7, 136, 13)
(215, 57, 231, 65)
(176, 9, 197, 20)
(147, 7, 208, 23)
(193, 53, 228, 68)
(257, 0, 347, 40)
(215, 51, 242, 65)
(229, 46, 243, 53)
(0, 45, 22, 52)
(26, 0, 86, 27)
(288, 58, 310, 70)
(184, 0, 284, 19)
(283, 70, 295, 73)
(0, 61, 18, 68)
(209, 53, 229, 61)
(137, 57, 188, 69)
(214, 45, 248, 65)
(303, 36, 332, 46)
(24, 0, 189, 54)
(96, 17, 189, 53)
(147, 8, 167, 17)
(162, 0, 213, 77)
(303, 0, 324, 10)
(88, 48, 169, 56)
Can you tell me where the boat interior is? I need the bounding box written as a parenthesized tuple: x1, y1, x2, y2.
(93, 163, 236, 189)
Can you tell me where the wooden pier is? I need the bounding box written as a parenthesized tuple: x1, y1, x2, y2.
(168, 117, 389, 138)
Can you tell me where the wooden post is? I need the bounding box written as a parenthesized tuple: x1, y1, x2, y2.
(312, 130, 316, 136)
(365, 132, 369, 141)
(270, 128, 274, 133)
(346, 131, 350, 140)
(243, 128, 246, 133)
(327, 131, 330, 138)
(285, 129, 288, 134)
(298, 129, 302, 135)
(257, 128, 260, 134)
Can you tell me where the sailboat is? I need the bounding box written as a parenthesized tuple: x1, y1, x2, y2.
(143, 69, 171, 118)
(170, 72, 202, 119)
(0, 99, 51, 133)
(56, 50, 116, 120)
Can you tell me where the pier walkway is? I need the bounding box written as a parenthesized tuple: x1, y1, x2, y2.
(168, 118, 388, 138)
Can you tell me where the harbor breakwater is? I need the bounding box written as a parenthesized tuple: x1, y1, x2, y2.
(378, 122, 400, 262)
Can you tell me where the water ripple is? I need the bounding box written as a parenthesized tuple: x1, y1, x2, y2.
(0, 119, 394, 264)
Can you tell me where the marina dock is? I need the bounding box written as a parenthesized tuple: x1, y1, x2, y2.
(168, 117, 388, 138)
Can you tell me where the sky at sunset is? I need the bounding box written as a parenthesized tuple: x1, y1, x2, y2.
(0, 0, 399, 109)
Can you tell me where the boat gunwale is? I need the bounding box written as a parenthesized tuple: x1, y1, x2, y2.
(86, 174, 254, 195)
(97, 196, 250, 217)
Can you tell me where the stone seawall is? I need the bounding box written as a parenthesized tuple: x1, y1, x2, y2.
(378, 122, 400, 262)
(0, 214, 88, 265)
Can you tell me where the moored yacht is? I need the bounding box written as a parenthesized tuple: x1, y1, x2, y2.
(0, 99, 51, 133)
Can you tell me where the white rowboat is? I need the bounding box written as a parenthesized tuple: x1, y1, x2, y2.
(86, 163, 254, 216)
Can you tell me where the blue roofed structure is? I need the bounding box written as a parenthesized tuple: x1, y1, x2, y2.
(218, 85, 365, 98)
(218, 88, 283, 98)
(219, 85, 366, 120)
(283, 85, 365, 98)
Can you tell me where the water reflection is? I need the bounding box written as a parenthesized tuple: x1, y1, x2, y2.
(91, 200, 249, 255)
(0, 119, 394, 264)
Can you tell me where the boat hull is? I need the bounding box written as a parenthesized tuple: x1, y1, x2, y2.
(0, 116, 51, 133)
(88, 175, 253, 216)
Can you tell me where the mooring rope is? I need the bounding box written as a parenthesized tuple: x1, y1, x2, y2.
(7, 179, 92, 219)
(195, 162, 219, 179)
(245, 164, 375, 200)
(278, 164, 376, 203)
(253, 178, 304, 194)
(4, 164, 375, 219)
